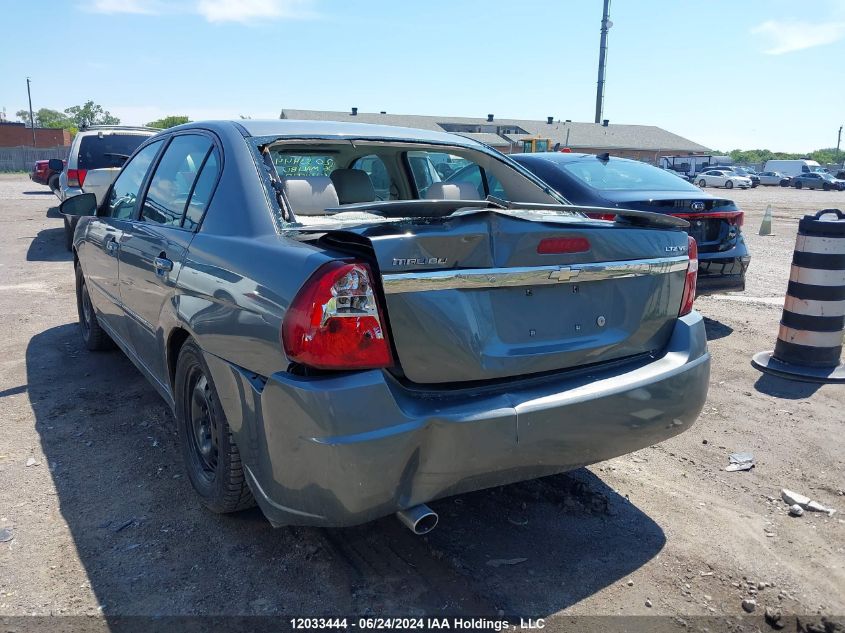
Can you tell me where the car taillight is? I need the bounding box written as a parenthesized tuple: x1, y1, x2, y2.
(679, 236, 698, 316)
(672, 211, 744, 227)
(586, 212, 617, 221)
(282, 261, 393, 370)
(67, 169, 87, 188)
(537, 237, 591, 254)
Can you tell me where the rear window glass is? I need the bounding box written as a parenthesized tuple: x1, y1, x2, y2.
(559, 159, 701, 192)
(77, 134, 151, 170)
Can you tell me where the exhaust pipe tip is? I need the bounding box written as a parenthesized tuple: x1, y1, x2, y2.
(396, 504, 438, 535)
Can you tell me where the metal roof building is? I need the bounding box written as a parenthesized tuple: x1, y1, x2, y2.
(279, 108, 710, 163)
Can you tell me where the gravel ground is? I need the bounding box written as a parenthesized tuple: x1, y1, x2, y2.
(0, 174, 843, 630)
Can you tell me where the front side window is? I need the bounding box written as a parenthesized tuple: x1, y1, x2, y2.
(444, 163, 505, 199)
(351, 154, 393, 200)
(104, 140, 163, 219)
(142, 134, 213, 226)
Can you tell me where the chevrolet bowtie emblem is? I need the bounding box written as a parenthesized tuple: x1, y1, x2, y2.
(549, 267, 580, 282)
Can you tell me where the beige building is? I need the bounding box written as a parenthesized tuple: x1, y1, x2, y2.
(279, 108, 710, 164)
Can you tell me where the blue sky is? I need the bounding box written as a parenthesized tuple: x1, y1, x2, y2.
(1, 0, 844, 153)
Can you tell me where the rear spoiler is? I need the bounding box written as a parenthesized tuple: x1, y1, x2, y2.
(489, 200, 691, 229)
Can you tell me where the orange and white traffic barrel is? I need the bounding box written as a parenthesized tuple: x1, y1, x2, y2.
(752, 209, 845, 383)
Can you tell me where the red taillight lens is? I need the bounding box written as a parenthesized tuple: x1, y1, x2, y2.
(679, 236, 698, 316)
(282, 261, 393, 370)
(537, 237, 591, 254)
(586, 212, 617, 221)
(672, 211, 743, 227)
(67, 169, 87, 188)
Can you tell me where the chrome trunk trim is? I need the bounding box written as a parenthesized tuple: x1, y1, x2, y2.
(382, 256, 689, 294)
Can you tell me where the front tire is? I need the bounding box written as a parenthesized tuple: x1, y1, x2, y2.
(75, 264, 113, 351)
(48, 174, 60, 194)
(725, 180, 734, 189)
(175, 340, 255, 514)
(823, 183, 831, 191)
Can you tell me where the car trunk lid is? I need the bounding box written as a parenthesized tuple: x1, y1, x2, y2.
(316, 210, 690, 384)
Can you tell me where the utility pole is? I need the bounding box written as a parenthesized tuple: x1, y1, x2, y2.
(594, 0, 611, 124)
(26, 77, 36, 146)
(837, 125, 842, 158)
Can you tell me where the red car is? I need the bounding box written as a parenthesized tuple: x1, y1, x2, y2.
(29, 159, 65, 192)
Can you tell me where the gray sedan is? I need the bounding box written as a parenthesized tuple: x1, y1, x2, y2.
(758, 171, 791, 187)
(60, 121, 710, 532)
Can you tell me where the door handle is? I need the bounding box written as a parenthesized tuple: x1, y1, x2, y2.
(154, 257, 173, 276)
(106, 238, 119, 255)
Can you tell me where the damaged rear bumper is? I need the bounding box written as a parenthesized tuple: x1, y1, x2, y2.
(206, 312, 710, 528)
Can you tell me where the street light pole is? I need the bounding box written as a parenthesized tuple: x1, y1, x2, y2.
(594, 0, 611, 124)
(26, 77, 36, 147)
(837, 125, 842, 158)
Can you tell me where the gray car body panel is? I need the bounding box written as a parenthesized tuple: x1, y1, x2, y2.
(71, 120, 710, 527)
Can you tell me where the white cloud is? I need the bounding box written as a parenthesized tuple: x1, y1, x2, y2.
(196, 0, 315, 23)
(82, 0, 315, 21)
(752, 19, 845, 54)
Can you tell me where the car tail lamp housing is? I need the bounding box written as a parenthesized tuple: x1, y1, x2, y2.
(585, 212, 617, 221)
(679, 236, 698, 316)
(282, 261, 393, 370)
(67, 168, 87, 188)
(672, 210, 744, 227)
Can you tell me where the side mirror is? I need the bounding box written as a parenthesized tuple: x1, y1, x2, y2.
(60, 193, 97, 217)
(48, 158, 64, 172)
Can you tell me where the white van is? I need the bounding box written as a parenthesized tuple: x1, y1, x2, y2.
(763, 159, 826, 178)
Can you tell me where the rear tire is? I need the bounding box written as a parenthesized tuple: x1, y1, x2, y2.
(698, 179, 706, 187)
(795, 181, 803, 189)
(175, 340, 255, 514)
(725, 180, 734, 189)
(75, 263, 113, 351)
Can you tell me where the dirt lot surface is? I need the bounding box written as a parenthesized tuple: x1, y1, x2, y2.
(0, 174, 843, 630)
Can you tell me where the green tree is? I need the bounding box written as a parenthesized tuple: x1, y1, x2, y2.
(63, 101, 120, 128)
(15, 107, 73, 128)
(145, 115, 191, 129)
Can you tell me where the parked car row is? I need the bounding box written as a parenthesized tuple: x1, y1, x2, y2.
(57, 119, 711, 532)
(48, 125, 159, 249)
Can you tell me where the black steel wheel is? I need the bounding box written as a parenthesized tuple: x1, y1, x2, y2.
(75, 263, 113, 351)
(175, 340, 255, 514)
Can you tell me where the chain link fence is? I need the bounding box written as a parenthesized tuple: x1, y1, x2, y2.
(0, 146, 70, 172)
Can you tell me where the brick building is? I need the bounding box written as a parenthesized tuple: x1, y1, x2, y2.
(0, 121, 72, 148)
(280, 108, 709, 164)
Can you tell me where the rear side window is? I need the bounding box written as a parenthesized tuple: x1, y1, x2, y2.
(78, 134, 150, 170)
(142, 134, 213, 227)
(183, 149, 220, 230)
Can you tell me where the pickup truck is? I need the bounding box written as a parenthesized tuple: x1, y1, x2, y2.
(29, 159, 65, 192)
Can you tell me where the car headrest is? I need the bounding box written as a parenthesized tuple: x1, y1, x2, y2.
(282, 176, 339, 215)
(330, 169, 377, 204)
(424, 181, 479, 200)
